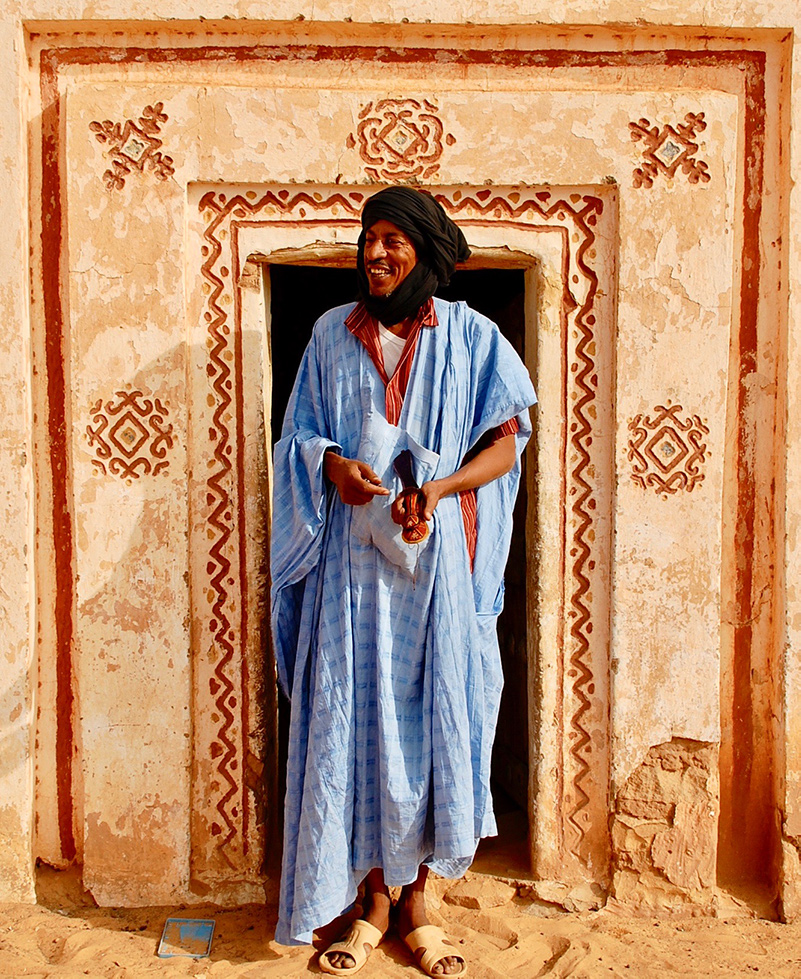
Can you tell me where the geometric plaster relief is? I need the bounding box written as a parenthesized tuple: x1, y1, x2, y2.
(627, 403, 710, 498)
(629, 113, 711, 189)
(89, 102, 175, 192)
(86, 390, 174, 479)
(347, 98, 455, 181)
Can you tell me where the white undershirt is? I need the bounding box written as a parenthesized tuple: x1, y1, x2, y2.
(378, 323, 408, 378)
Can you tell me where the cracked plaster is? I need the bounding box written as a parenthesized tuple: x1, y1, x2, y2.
(0, 2, 797, 913)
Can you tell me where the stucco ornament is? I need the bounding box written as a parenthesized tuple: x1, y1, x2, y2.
(348, 98, 455, 181)
(629, 112, 711, 188)
(86, 390, 174, 479)
(89, 102, 175, 192)
(627, 403, 710, 497)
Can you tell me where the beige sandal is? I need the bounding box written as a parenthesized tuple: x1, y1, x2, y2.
(319, 918, 384, 976)
(404, 924, 468, 977)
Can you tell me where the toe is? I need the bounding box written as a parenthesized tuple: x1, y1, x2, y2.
(325, 951, 355, 969)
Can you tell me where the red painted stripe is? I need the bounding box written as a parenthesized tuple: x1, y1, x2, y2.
(40, 54, 76, 863)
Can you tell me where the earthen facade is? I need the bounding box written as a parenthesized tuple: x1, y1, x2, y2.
(1, 1, 800, 919)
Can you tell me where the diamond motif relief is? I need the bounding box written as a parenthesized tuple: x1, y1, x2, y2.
(86, 390, 174, 479)
(627, 404, 710, 496)
(118, 125, 157, 164)
(89, 102, 175, 192)
(653, 138, 682, 167)
(349, 98, 454, 182)
(109, 411, 150, 457)
(629, 112, 711, 189)
(645, 426, 689, 473)
(390, 125, 415, 151)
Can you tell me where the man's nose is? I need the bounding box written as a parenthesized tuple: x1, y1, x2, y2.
(365, 239, 386, 261)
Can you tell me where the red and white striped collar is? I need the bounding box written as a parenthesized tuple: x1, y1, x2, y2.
(344, 296, 438, 337)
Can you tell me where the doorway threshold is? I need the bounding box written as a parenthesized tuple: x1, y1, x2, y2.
(472, 788, 533, 881)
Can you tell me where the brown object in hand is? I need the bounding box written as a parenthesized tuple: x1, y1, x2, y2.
(402, 513, 429, 545)
(394, 451, 430, 544)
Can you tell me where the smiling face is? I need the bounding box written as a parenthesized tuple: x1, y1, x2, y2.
(363, 219, 418, 297)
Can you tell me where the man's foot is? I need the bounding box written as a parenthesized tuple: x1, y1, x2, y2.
(398, 884, 466, 976)
(402, 923, 467, 977)
(322, 874, 391, 973)
(318, 918, 385, 976)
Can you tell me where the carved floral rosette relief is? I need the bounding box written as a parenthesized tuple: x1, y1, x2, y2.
(194, 184, 612, 879)
(348, 99, 455, 181)
(627, 403, 710, 497)
(629, 112, 711, 188)
(86, 389, 174, 479)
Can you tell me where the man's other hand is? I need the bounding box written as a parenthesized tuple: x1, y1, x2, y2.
(324, 452, 391, 506)
(391, 484, 443, 526)
(417, 481, 444, 521)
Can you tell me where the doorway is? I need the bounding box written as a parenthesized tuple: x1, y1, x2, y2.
(268, 264, 531, 874)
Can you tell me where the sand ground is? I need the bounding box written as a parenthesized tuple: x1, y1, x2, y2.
(2, 867, 801, 979)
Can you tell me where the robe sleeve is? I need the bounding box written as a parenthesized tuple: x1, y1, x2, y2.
(460, 305, 537, 615)
(270, 323, 341, 695)
(488, 416, 520, 442)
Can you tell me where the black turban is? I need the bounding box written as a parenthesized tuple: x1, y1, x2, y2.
(356, 186, 471, 326)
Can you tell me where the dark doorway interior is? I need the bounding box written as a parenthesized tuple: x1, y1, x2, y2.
(269, 266, 360, 445)
(269, 264, 530, 873)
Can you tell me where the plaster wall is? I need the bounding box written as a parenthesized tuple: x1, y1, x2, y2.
(0, 2, 796, 917)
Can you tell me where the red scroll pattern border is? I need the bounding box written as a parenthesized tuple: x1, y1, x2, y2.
(438, 188, 604, 858)
(198, 188, 366, 868)
(198, 185, 605, 868)
(198, 194, 241, 865)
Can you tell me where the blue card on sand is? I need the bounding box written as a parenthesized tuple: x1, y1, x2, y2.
(157, 918, 216, 958)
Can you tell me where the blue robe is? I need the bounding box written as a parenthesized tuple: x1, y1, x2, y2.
(271, 298, 536, 945)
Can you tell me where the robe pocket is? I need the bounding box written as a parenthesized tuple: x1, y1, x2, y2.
(350, 492, 433, 575)
(349, 431, 440, 576)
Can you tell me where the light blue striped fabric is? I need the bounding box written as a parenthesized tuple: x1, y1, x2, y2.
(271, 298, 536, 945)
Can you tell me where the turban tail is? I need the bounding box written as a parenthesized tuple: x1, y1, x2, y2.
(357, 186, 472, 326)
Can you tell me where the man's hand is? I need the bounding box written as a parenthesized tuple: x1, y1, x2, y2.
(391, 482, 443, 526)
(417, 481, 444, 521)
(324, 452, 390, 506)
(391, 434, 517, 526)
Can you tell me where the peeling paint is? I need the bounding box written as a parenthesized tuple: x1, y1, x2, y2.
(0, 13, 791, 912)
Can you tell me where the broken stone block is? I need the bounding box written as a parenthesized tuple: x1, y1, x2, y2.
(650, 802, 716, 891)
(562, 882, 607, 913)
(524, 879, 605, 913)
(611, 739, 719, 907)
(531, 880, 569, 906)
(444, 877, 517, 909)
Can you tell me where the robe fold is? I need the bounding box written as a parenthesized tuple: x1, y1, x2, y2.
(271, 297, 537, 945)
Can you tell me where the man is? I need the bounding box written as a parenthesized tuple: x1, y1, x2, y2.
(271, 187, 536, 976)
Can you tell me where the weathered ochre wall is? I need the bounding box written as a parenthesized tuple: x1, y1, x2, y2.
(0, 0, 799, 918)
(0, 13, 35, 905)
